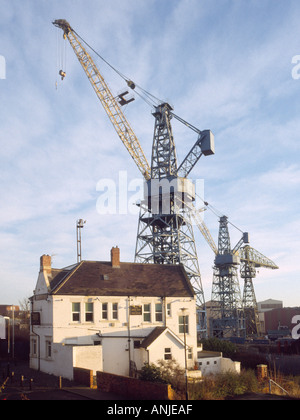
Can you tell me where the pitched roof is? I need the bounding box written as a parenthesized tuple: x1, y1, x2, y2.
(50, 261, 195, 298)
(140, 327, 167, 348)
(141, 327, 185, 349)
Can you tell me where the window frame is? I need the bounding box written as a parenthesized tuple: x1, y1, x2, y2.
(112, 302, 118, 320)
(143, 303, 151, 322)
(155, 303, 163, 322)
(45, 339, 52, 359)
(164, 347, 172, 360)
(72, 302, 81, 322)
(85, 302, 94, 323)
(102, 302, 108, 320)
(179, 315, 189, 334)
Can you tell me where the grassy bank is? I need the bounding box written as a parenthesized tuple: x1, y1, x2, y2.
(188, 370, 300, 400)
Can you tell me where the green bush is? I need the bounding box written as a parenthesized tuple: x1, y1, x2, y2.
(139, 363, 167, 384)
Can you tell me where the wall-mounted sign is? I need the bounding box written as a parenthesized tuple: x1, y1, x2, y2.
(31, 312, 41, 326)
(129, 306, 142, 316)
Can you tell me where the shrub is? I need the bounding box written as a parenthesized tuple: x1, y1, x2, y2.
(190, 370, 259, 400)
(139, 363, 167, 384)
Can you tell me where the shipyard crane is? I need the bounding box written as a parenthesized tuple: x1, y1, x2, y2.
(53, 19, 215, 337)
(192, 207, 279, 338)
(239, 245, 279, 337)
(210, 216, 248, 338)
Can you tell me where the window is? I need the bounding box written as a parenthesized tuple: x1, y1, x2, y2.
(134, 340, 141, 349)
(112, 303, 118, 320)
(155, 303, 163, 322)
(32, 338, 37, 356)
(167, 303, 171, 317)
(46, 340, 52, 359)
(102, 303, 108, 320)
(164, 348, 172, 360)
(85, 302, 94, 322)
(143, 304, 151, 322)
(188, 348, 193, 360)
(72, 302, 80, 322)
(179, 315, 189, 334)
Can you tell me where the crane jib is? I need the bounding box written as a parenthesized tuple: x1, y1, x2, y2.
(53, 19, 151, 180)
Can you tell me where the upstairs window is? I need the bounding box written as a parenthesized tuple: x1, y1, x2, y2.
(179, 315, 189, 334)
(102, 303, 108, 320)
(112, 303, 118, 320)
(85, 302, 94, 322)
(143, 304, 151, 322)
(72, 302, 80, 322)
(155, 303, 163, 322)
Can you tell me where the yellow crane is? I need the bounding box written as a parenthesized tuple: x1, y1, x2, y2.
(53, 19, 151, 181)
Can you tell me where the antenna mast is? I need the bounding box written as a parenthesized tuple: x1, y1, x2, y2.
(76, 219, 86, 263)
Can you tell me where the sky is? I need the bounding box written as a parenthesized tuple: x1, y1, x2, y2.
(0, 0, 299, 308)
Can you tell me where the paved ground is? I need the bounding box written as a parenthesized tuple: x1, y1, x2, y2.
(0, 360, 125, 401)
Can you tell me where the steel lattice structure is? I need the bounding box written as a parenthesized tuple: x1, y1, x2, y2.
(54, 20, 215, 337)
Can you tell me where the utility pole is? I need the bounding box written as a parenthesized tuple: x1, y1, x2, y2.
(181, 308, 189, 401)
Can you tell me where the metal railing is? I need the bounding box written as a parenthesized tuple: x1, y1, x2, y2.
(269, 379, 290, 396)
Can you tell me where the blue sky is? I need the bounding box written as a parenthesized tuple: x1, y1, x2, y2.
(0, 0, 299, 308)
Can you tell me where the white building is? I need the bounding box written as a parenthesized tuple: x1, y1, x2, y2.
(30, 247, 240, 380)
(30, 247, 201, 380)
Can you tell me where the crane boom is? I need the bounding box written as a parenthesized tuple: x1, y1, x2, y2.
(53, 19, 151, 180)
(188, 205, 218, 255)
(239, 245, 279, 270)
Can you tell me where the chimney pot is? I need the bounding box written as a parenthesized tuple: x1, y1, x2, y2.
(111, 247, 120, 268)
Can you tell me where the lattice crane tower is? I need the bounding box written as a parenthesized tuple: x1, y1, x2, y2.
(53, 20, 215, 336)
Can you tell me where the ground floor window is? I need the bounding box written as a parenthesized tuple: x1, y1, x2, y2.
(45, 339, 52, 359)
(164, 347, 172, 360)
(31, 338, 37, 356)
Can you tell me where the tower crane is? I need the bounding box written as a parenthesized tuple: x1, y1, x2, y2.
(191, 207, 279, 338)
(239, 245, 279, 337)
(211, 216, 248, 338)
(53, 19, 215, 337)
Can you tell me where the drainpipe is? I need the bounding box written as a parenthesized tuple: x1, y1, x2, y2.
(127, 296, 131, 376)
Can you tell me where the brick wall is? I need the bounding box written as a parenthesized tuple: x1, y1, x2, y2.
(97, 371, 176, 400)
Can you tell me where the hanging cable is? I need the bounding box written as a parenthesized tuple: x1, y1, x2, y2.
(72, 29, 164, 109)
(194, 191, 244, 234)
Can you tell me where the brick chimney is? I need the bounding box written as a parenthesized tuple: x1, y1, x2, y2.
(40, 254, 52, 275)
(111, 246, 120, 268)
